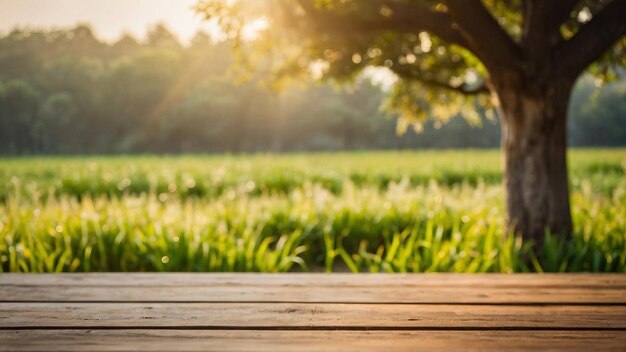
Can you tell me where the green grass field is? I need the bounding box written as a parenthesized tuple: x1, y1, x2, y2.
(1, 149, 625, 273)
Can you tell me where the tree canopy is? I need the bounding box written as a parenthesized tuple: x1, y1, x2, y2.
(196, 0, 626, 131)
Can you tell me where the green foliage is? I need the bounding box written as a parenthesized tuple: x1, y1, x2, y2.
(0, 24, 624, 155)
(0, 24, 502, 154)
(196, 0, 626, 130)
(1, 150, 624, 273)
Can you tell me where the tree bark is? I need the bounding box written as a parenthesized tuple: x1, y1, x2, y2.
(495, 76, 574, 246)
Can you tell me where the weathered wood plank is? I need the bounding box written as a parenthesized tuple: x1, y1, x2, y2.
(2, 303, 625, 329)
(2, 274, 625, 351)
(2, 285, 624, 304)
(3, 273, 625, 287)
(2, 330, 626, 352)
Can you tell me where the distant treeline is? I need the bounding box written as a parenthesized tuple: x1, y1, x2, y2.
(0, 24, 624, 154)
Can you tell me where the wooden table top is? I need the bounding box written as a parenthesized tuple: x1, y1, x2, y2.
(1, 273, 625, 351)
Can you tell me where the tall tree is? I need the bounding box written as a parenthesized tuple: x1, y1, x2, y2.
(196, 0, 626, 245)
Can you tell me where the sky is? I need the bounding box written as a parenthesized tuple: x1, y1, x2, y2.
(0, 0, 213, 44)
(0, 0, 397, 86)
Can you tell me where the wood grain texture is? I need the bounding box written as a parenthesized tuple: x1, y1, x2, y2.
(2, 303, 625, 329)
(2, 273, 625, 351)
(3, 273, 625, 287)
(2, 274, 625, 304)
(2, 330, 626, 352)
(2, 286, 624, 304)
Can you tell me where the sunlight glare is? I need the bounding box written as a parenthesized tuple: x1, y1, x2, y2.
(363, 67, 398, 91)
(241, 18, 269, 41)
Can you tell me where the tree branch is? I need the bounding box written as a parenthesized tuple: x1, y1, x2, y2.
(554, 0, 626, 78)
(391, 66, 491, 96)
(522, 0, 580, 57)
(294, 0, 470, 48)
(444, 0, 523, 72)
(422, 79, 490, 96)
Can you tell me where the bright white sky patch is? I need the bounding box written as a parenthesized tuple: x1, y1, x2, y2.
(0, 0, 216, 44)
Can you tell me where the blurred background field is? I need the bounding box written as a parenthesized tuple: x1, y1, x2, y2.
(1, 8, 626, 275)
(2, 149, 624, 273)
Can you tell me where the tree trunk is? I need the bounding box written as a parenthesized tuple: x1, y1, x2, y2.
(496, 77, 574, 246)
